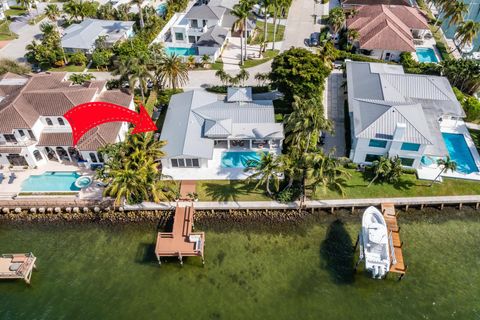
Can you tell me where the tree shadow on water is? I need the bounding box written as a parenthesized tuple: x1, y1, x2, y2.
(135, 242, 158, 265)
(320, 219, 355, 284)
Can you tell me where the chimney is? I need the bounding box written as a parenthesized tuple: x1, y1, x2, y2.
(393, 123, 406, 141)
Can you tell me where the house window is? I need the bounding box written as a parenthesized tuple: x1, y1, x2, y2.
(203, 20, 207, 27)
(28, 130, 36, 140)
(4, 134, 17, 143)
(368, 139, 387, 148)
(89, 152, 98, 163)
(191, 19, 198, 28)
(33, 150, 43, 161)
(400, 157, 415, 167)
(18, 130, 25, 137)
(175, 32, 184, 41)
(58, 117, 65, 125)
(171, 158, 200, 168)
(365, 154, 381, 162)
(401, 143, 420, 152)
(188, 36, 196, 44)
(45, 118, 53, 126)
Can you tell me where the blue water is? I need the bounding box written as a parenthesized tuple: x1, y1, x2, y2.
(442, 133, 479, 174)
(221, 151, 265, 168)
(165, 47, 198, 56)
(21, 172, 81, 192)
(416, 47, 439, 63)
(156, 3, 167, 16)
(440, 0, 480, 52)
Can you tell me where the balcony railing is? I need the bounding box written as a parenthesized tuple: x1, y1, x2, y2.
(0, 139, 36, 147)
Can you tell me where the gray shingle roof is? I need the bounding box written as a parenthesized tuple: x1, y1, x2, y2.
(197, 25, 228, 47)
(160, 90, 283, 159)
(61, 19, 134, 50)
(227, 87, 252, 102)
(346, 60, 464, 156)
(184, 5, 225, 20)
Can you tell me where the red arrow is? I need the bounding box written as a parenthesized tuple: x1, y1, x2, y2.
(64, 102, 157, 146)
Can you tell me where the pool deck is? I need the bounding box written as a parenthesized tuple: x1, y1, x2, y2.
(0, 162, 102, 200)
(162, 148, 281, 180)
(417, 119, 480, 181)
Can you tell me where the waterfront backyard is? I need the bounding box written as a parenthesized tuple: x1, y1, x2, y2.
(0, 209, 479, 319)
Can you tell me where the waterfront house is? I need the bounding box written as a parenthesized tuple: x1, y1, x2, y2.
(340, 0, 413, 9)
(151, 1, 255, 61)
(0, 72, 133, 169)
(346, 5, 429, 61)
(160, 87, 284, 180)
(61, 19, 135, 54)
(345, 60, 477, 175)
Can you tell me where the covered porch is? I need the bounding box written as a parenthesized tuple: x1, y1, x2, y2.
(213, 138, 283, 150)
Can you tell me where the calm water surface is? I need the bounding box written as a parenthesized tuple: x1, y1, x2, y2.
(0, 210, 479, 319)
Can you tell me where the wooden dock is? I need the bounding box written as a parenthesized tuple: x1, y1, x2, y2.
(381, 203, 407, 279)
(155, 204, 205, 265)
(0, 253, 37, 284)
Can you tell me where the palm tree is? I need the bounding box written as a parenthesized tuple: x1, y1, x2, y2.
(444, 1, 469, 28)
(129, 58, 153, 102)
(327, 7, 346, 36)
(308, 151, 351, 196)
(231, 1, 250, 65)
(215, 69, 230, 86)
(260, 0, 272, 52)
(117, 3, 132, 21)
(368, 156, 391, 187)
(131, 0, 145, 28)
(254, 72, 269, 86)
(69, 72, 96, 85)
(155, 53, 189, 90)
(237, 68, 249, 86)
(455, 20, 480, 50)
(432, 0, 451, 31)
(64, 0, 82, 22)
(245, 152, 282, 197)
(201, 54, 210, 68)
(104, 163, 148, 206)
(44, 4, 60, 26)
(317, 41, 337, 68)
(430, 156, 457, 186)
(346, 28, 360, 51)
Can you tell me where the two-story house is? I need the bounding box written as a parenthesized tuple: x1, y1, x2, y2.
(152, 2, 255, 61)
(346, 60, 465, 169)
(0, 72, 133, 169)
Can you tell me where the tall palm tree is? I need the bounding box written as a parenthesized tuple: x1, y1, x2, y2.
(64, 0, 82, 22)
(455, 20, 480, 50)
(231, 2, 250, 65)
(104, 163, 148, 206)
(155, 53, 189, 89)
(308, 151, 351, 196)
(327, 7, 346, 36)
(245, 152, 282, 197)
(131, 0, 145, 28)
(317, 41, 337, 68)
(237, 68, 249, 86)
(44, 4, 60, 26)
(346, 28, 360, 51)
(430, 156, 457, 186)
(129, 58, 153, 102)
(260, 0, 272, 52)
(116, 3, 132, 21)
(432, 0, 452, 31)
(367, 156, 391, 187)
(444, 1, 469, 28)
(215, 69, 230, 86)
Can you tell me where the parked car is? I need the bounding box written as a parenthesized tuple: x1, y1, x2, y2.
(252, 4, 270, 18)
(309, 33, 319, 47)
(31, 64, 42, 73)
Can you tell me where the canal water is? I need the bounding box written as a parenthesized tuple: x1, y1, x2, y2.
(0, 209, 479, 319)
(440, 0, 480, 51)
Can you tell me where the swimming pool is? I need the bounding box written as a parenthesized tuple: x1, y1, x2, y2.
(442, 133, 479, 174)
(221, 151, 266, 168)
(165, 47, 198, 56)
(416, 47, 439, 63)
(21, 172, 81, 192)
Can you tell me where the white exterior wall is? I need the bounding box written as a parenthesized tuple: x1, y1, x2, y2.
(351, 137, 426, 168)
(161, 157, 208, 169)
(368, 49, 404, 62)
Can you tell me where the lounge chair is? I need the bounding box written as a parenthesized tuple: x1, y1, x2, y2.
(8, 173, 16, 184)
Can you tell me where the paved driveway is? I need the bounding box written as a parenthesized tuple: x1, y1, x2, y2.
(281, 0, 327, 50)
(323, 70, 346, 157)
(0, 18, 44, 62)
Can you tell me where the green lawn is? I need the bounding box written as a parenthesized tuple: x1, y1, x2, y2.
(0, 21, 17, 41)
(48, 64, 86, 72)
(250, 21, 285, 45)
(195, 169, 480, 201)
(211, 59, 224, 71)
(242, 49, 279, 69)
(4, 8, 27, 17)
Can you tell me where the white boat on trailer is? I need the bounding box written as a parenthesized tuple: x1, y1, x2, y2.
(360, 206, 391, 279)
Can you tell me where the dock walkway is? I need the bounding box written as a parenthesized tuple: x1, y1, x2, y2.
(381, 203, 407, 279)
(0, 253, 37, 284)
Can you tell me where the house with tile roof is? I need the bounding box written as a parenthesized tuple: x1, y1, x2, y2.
(0, 72, 134, 169)
(341, 0, 413, 9)
(61, 19, 135, 54)
(346, 60, 467, 169)
(159, 87, 283, 180)
(346, 5, 429, 61)
(151, 1, 255, 61)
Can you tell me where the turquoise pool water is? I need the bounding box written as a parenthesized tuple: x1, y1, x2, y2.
(416, 47, 439, 63)
(165, 47, 198, 56)
(21, 172, 81, 192)
(442, 133, 479, 174)
(221, 151, 265, 168)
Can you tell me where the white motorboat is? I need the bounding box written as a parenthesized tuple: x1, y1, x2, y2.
(360, 206, 391, 279)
